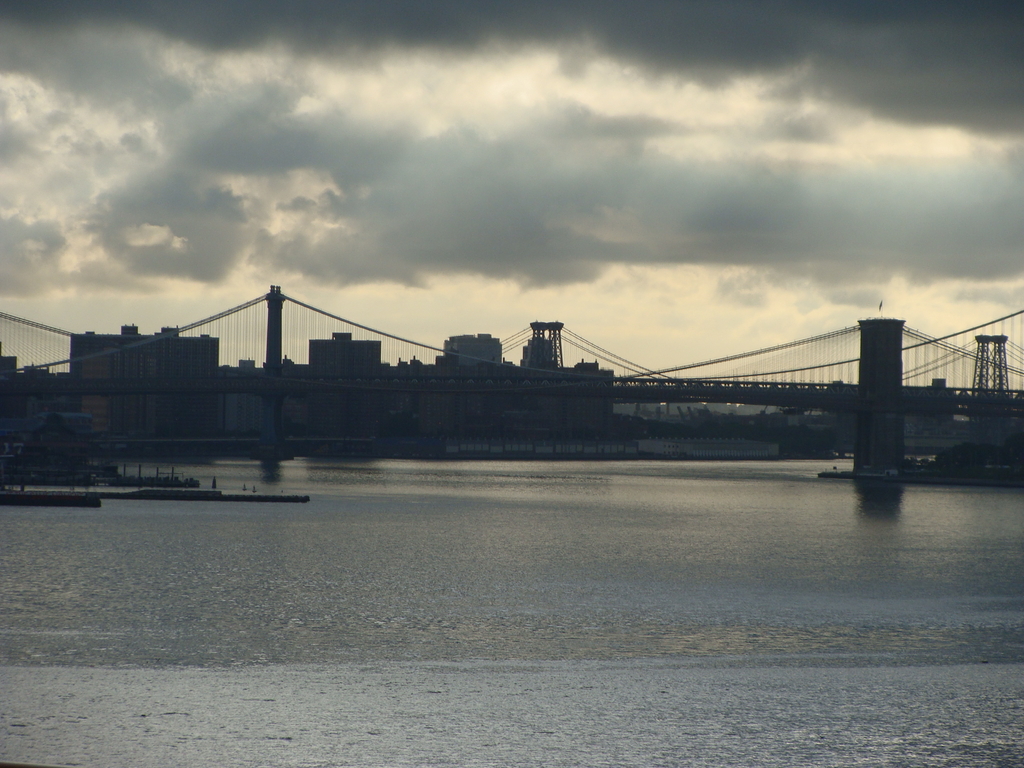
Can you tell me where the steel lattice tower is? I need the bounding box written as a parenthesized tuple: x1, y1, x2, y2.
(972, 335, 1009, 392)
(523, 321, 564, 369)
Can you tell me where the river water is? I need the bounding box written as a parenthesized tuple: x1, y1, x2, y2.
(2, 459, 1022, 766)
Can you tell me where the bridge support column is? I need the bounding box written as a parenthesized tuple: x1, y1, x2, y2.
(255, 286, 293, 460)
(854, 318, 905, 474)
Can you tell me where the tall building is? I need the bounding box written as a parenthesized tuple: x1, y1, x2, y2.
(443, 334, 502, 367)
(220, 360, 263, 434)
(0, 342, 16, 374)
(0, 342, 27, 418)
(309, 333, 382, 378)
(69, 325, 220, 436)
(306, 332, 384, 437)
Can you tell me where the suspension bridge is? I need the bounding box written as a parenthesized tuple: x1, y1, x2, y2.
(3, 286, 1024, 471)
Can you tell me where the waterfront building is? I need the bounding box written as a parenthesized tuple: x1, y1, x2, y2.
(306, 333, 385, 437)
(638, 438, 779, 459)
(220, 360, 263, 434)
(69, 325, 219, 436)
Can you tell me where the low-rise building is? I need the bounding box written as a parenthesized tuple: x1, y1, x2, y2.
(638, 438, 779, 459)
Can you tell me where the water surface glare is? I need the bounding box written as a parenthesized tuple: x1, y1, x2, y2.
(2, 459, 1022, 766)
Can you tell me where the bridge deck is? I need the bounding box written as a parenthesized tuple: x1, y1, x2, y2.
(3, 375, 1024, 416)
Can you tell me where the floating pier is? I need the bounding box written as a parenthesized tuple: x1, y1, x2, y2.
(95, 488, 309, 502)
(0, 490, 102, 507)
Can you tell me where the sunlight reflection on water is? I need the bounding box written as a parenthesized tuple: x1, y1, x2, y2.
(2, 459, 1022, 766)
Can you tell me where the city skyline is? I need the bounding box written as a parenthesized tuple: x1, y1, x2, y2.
(2, 3, 1024, 368)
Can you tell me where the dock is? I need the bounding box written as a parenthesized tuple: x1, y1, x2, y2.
(96, 489, 310, 502)
(0, 490, 102, 507)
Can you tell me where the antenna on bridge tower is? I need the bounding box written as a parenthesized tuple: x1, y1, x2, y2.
(972, 335, 1009, 392)
(523, 322, 564, 369)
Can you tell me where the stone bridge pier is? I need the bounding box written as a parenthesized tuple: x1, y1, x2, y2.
(256, 285, 292, 459)
(854, 318, 905, 474)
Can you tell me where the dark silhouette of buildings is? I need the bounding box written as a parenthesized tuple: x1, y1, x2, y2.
(443, 334, 502, 366)
(70, 325, 219, 436)
(0, 343, 26, 418)
(309, 333, 382, 378)
(8, 321, 615, 443)
(296, 328, 614, 441)
(305, 333, 384, 437)
(0, 342, 16, 375)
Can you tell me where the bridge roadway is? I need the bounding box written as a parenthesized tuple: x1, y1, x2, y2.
(4, 374, 1024, 417)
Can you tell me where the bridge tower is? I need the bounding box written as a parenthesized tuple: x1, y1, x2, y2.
(854, 318, 905, 474)
(256, 286, 291, 459)
(523, 322, 564, 369)
(972, 335, 1009, 392)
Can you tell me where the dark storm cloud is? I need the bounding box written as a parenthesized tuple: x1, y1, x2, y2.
(249, 120, 634, 284)
(4, 1, 1023, 133)
(76, 91, 686, 286)
(0, 215, 66, 295)
(0, 23, 192, 112)
(89, 172, 248, 282)
(241, 107, 1024, 286)
(22, 61, 1013, 291)
(6, 9, 1022, 294)
(185, 89, 409, 185)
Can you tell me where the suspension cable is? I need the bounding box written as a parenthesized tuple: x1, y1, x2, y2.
(631, 357, 861, 382)
(501, 328, 532, 347)
(0, 311, 73, 337)
(16, 295, 266, 372)
(902, 308, 1024, 350)
(282, 294, 449, 356)
(641, 326, 859, 378)
(561, 328, 665, 377)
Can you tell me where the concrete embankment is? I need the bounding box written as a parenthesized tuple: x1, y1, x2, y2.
(95, 489, 309, 502)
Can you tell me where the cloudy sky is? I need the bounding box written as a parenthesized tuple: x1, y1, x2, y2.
(2, 2, 1023, 366)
